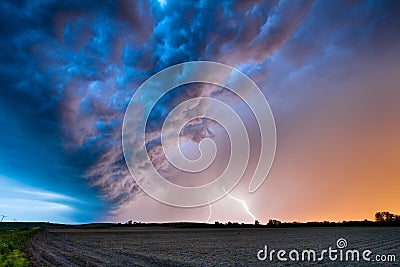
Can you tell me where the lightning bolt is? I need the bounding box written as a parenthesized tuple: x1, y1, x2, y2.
(206, 204, 212, 223)
(227, 193, 256, 222)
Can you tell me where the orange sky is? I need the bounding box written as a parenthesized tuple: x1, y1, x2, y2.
(115, 35, 400, 224)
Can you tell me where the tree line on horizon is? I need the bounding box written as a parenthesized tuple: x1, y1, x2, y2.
(264, 211, 400, 227)
(121, 211, 400, 228)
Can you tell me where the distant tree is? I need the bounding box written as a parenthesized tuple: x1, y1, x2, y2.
(255, 220, 260, 226)
(214, 221, 220, 225)
(375, 212, 384, 222)
(385, 212, 394, 222)
(267, 219, 281, 227)
(375, 211, 398, 223)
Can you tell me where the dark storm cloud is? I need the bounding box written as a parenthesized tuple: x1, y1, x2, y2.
(3, 0, 397, 218)
(0, 0, 123, 218)
(0, 0, 321, 215)
(239, 0, 400, 99)
(279, 0, 400, 68)
(202, 0, 312, 64)
(0, 0, 126, 220)
(146, 0, 311, 67)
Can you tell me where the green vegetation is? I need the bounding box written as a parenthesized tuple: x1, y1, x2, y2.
(0, 229, 39, 267)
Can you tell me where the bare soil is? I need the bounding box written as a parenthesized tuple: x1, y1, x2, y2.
(24, 227, 400, 266)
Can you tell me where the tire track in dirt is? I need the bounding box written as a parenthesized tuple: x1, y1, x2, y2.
(25, 230, 111, 266)
(24, 229, 195, 267)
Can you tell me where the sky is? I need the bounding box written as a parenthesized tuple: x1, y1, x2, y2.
(0, 0, 399, 224)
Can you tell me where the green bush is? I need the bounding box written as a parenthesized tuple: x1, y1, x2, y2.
(0, 230, 38, 267)
(0, 249, 29, 267)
